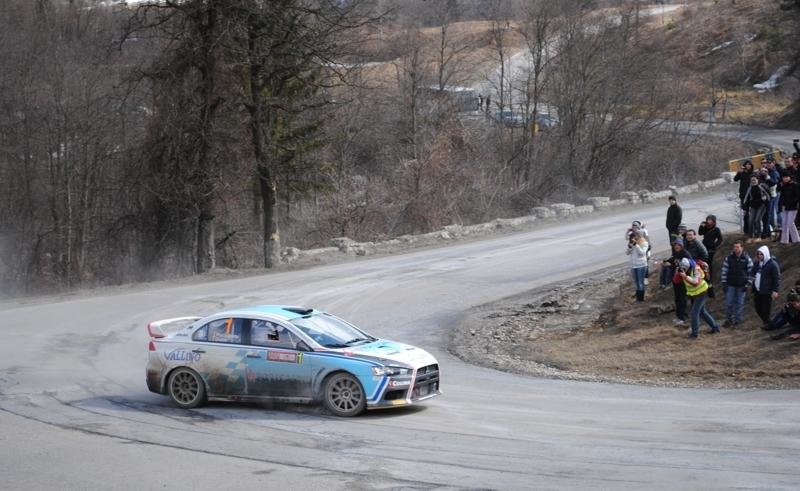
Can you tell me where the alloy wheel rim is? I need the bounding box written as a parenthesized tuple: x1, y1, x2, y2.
(330, 378, 362, 411)
(172, 372, 199, 404)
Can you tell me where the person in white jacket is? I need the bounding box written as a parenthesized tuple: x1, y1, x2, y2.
(627, 231, 649, 303)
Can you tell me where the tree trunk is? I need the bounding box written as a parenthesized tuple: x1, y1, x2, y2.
(258, 165, 280, 268)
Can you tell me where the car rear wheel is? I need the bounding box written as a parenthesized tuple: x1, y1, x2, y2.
(323, 373, 365, 417)
(168, 368, 206, 409)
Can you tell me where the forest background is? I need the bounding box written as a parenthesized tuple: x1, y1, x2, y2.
(1, 0, 798, 295)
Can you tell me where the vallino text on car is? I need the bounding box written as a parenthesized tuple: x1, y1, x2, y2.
(145, 306, 441, 417)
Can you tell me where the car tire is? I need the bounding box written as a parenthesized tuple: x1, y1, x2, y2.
(323, 372, 366, 417)
(168, 368, 206, 409)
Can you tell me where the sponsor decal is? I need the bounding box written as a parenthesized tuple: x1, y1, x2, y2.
(164, 349, 201, 362)
(267, 351, 303, 364)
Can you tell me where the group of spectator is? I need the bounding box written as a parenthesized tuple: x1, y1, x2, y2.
(625, 182, 800, 341)
(733, 143, 800, 244)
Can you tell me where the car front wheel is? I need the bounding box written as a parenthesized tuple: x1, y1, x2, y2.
(168, 368, 206, 409)
(323, 373, 366, 417)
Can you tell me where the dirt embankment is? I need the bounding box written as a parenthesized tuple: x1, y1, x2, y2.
(450, 235, 800, 389)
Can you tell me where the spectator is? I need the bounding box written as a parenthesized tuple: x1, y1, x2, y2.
(699, 215, 723, 297)
(661, 238, 692, 325)
(627, 220, 651, 279)
(666, 196, 682, 242)
(734, 160, 755, 233)
(627, 232, 649, 303)
(684, 229, 708, 262)
(763, 292, 800, 340)
(679, 257, 720, 339)
(782, 154, 798, 180)
(778, 173, 799, 244)
(751, 245, 780, 326)
(762, 158, 781, 239)
(742, 175, 770, 240)
(720, 240, 753, 328)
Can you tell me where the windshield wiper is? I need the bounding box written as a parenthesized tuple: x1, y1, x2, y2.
(345, 337, 374, 346)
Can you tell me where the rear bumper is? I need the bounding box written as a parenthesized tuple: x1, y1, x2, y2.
(146, 368, 164, 394)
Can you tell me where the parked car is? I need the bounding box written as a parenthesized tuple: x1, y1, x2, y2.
(492, 109, 525, 127)
(145, 305, 441, 417)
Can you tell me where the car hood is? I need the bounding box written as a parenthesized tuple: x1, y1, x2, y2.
(335, 340, 437, 369)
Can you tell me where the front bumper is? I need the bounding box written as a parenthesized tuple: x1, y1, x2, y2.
(369, 363, 440, 409)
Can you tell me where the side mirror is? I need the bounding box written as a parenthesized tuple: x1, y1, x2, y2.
(296, 341, 312, 352)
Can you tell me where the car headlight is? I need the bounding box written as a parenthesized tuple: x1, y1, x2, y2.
(371, 366, 410, 376)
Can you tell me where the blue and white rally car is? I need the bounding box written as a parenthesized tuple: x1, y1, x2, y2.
(146, 305, 441, 417)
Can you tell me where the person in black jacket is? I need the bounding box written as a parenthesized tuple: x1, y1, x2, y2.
(720, 240, 753, 327)
(661, 238, 692, 325)
(751, 245, 781, 325)
(778, 173, 800, 243)
(743, 175, 770, 239)
(665, 196, 682, 243)
(698, 215, 723, 297)
(763, 292, 800, 340)
(734, 160, 754, 233)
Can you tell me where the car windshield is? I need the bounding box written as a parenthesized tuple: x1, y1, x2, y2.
(290, 313, 376, 348)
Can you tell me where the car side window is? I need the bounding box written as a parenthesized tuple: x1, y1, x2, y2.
(192, 324, 208, 342)
(200, 318, 244, 344)
(250, 319, 295, 349)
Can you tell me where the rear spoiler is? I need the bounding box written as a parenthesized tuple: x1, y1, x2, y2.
(146, 317, 202, 339)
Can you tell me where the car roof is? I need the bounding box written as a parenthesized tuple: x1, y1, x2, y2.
(215, 305, 316, 322)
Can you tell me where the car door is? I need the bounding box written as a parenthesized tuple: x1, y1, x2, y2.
(191, 317, 249, 397)
(244, 319, 312, 399)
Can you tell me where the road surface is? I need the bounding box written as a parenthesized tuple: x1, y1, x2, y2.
(1, 186, 798, 489)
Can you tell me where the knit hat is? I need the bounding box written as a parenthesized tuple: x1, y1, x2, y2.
(673, 238, 684, 247)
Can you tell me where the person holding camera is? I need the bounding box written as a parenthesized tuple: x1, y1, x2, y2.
(678, 257, 720, 339)
(627, 231, 649, 303)
(743, 175, 770, 240)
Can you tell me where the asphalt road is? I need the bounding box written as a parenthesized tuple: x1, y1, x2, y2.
(1, 186, 798, 490)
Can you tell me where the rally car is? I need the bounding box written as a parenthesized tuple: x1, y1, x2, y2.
(145, 305, 441, 417)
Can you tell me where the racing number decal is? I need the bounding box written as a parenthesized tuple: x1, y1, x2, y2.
(266, 351, 304, 364)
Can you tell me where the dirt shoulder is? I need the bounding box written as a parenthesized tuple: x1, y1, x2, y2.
(449, 237, 800, 389)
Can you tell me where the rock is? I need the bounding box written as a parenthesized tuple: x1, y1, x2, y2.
(586, 197, 610, 208)
(531, 206, 555, 219)
(649, 303, 675, 316)
(280, 247, 301, 263)
(549, 203, 575, 217)
(330, 237, 356, 252)
(619, 191, 640, 204)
